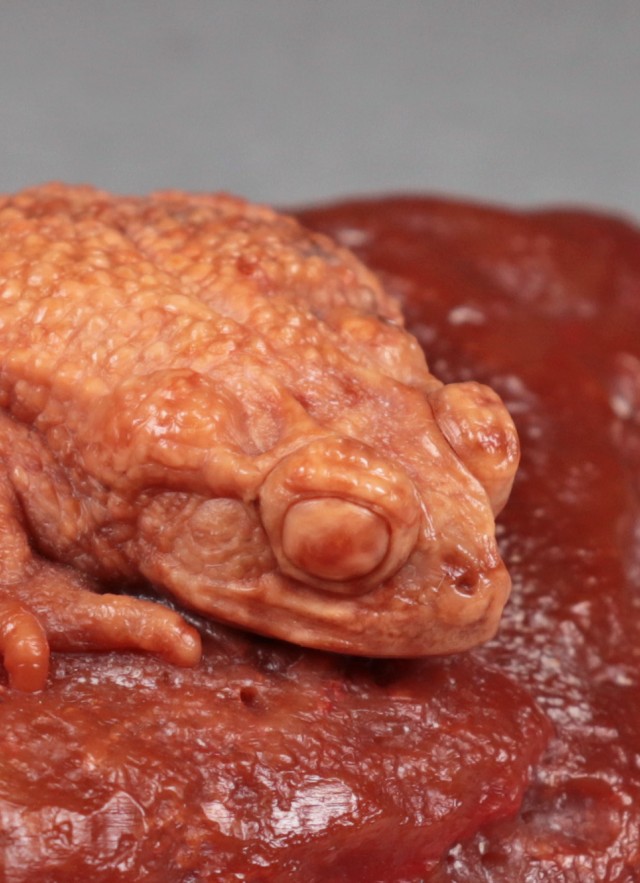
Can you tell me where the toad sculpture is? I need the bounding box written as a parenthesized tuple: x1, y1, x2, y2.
(0, 184, 519, 690)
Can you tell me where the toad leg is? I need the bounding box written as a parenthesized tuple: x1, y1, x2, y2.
(0, 482, 200, 692)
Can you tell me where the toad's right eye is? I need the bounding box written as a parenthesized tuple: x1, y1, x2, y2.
(281, 497, 391, 590)
(259, 436, 421, 595)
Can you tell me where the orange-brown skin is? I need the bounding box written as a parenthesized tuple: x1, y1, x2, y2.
(0, 184, 519, 690)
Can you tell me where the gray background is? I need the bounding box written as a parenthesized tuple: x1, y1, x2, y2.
(1, 1, 639, 218)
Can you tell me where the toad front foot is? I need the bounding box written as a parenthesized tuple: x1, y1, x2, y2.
(0, 449, 201, 691)
(0, 600, 49, 692)
(0, 562, 201, 693)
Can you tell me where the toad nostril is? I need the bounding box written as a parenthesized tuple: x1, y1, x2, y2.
(281, 498, 390, 584)
(444, 555, 479, 596)
(454, 570, 478, 596)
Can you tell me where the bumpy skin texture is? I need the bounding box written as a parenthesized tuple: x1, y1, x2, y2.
(0, 184, 518, 690)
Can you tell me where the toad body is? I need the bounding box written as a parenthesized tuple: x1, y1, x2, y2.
(0, 185, 519, 690)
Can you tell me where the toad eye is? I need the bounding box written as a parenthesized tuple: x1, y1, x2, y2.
(429, 381, 520, 515)
(281, 497, 391, 588)
(259, 437, 421, 595)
